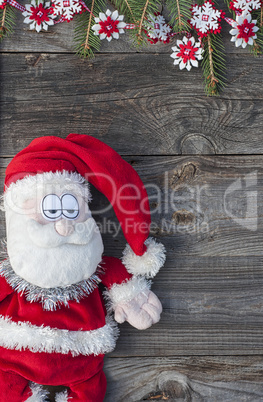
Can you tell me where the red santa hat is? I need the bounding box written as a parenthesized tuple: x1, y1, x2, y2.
(4, 134, 165, 278)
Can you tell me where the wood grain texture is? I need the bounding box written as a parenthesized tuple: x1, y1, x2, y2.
(1, 4, 263, 396)
(1, 155, 263, 357)
(0, 53, 263, 156)
(104, 356, 263, 401)
(0, 2, 250, 55)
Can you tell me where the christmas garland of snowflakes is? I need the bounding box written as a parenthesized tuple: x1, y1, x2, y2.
(0, 0, 262, 94)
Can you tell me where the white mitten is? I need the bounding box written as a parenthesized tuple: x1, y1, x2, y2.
(114, 289, 162, 330)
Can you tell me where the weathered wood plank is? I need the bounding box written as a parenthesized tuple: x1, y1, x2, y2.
(1, 155, 263, 356)
(0, 53, 263, 156)
(104, 356, 263, 401)
(0, 2, 250, 55)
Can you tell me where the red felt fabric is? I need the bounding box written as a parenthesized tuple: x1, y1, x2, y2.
(101, 255, 132, 289)
(0, 349, 105, 401)
(0, 256, 131, 331)
(0, 369, 31, 402)
(4, 134, 151, 255)
(0, 348, 104, 388)
(67, 367, 106, 402)
(0, 257, 132, 401)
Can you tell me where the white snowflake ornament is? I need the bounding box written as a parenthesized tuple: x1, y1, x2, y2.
(92, 9, 126, 42)
(52, 0, 82, 22)
(230, 12, 259, 48)
(23, 0, 55, 32)
(230, 0, 261, 12)
(0, 0, 7, 9)
(190, 0, 223, 37)
(145, 13, 172, 43)
(171, 36, 203, 71)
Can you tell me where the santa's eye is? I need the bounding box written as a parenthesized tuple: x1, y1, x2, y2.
(61, 194, 79, 219)
(41, 194, 62, 220)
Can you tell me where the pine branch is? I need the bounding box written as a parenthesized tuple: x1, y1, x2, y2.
(0, 6, 7, 36)
(252, 31, 263, 55)
(201, 33, 226, 95)
(137, 0, 149, 42)
(110, 0, 136, 23)
(250, 9, 263, 55)
(0, 5, 16, 41)
(126, 0, 161, 46)
(74, 0, 106, 58)
(84, 0, 95, 52)
(166, 0, 191, 32)
(124, 0, 136, 22)
(223, 0, 231, 11)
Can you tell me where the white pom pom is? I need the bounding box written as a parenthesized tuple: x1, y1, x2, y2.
(122, 237, 166, 278)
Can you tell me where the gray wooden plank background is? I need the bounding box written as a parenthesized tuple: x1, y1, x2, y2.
(1, 1, 263, 400)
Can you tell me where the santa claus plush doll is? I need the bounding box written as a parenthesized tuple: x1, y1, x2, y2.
(0, 134, 165, 402)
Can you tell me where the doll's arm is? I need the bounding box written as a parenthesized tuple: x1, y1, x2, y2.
(101, 255, 163, 330)
(0, 273, 15, 302)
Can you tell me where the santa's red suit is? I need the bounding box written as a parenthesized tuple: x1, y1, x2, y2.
(0, 256, 135, 401)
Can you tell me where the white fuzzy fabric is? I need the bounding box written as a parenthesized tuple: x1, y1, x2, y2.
(26, 382, 49, 401)
(0, 253, 104, 311)
(5, 207, 104, 288)
(0, 315, 118, 357)
(4, 170, 91, 210)
(55, 390, 69, 402)
(122, 237, 166, 278)
(105, 276, 151, 310)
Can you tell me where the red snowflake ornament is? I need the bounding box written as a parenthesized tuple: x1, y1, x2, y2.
(229, 0, 262, 13)
(51, 0, 83, 23)
(190, 0, 225, 37)
(144, 13, 172, 44)
(30, 4, 50, 24)
(99, 17, 119, 38)
(0, 0, 6, 10)
(171, 36, 203, 71)
(92, 9, 126, 41)
(23, 0, 55, 32)
(230, 12, 259, 47)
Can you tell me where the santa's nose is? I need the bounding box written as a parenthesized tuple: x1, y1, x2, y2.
(54, 219, 75, 236)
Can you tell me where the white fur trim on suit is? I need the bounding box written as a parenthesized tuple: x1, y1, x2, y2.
(104, 276, 151, 310)
(26, 382, 49, 401)
(55, 390, 69, 402)
(122, 237, 166, 278)
(0, 315, 118, 357)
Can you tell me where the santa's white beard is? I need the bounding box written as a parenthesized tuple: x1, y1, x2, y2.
(5, 210, 104, 288)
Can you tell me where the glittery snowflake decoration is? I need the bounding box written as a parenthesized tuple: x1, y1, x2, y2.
(92, 9, 126, 41)
(52, 0, 82, 22)
(0, 0, 6, 10)
(170, 36, 203, 71)
(230, 12, 259, 48)
(145, 13, 172, 44)
(190, 0, 224, 37)
(230, 0, 262, 12)
(23, 0, 55, 32)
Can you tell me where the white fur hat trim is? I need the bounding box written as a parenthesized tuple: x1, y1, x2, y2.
(122, 237, 166, 278)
